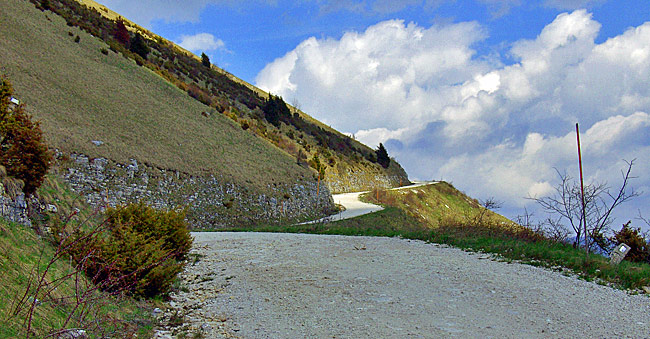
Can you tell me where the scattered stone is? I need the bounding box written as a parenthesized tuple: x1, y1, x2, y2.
(90, 140, 104, 146)
(59, 329, 87, 338)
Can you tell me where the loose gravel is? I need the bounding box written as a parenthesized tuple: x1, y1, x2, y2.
(159, 232, 650, 338)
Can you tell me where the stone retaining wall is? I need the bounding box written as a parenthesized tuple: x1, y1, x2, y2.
(62, 153, 334, 229)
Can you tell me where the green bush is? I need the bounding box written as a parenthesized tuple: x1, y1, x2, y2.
(612, 221, 649, 263)
(105, 202, 193, 260)
(67, 202, 193, 298)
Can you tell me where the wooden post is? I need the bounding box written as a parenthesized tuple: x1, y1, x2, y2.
(576, 123, 589, 252)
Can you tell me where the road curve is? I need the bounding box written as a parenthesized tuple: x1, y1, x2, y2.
(303, 181, 435, 224)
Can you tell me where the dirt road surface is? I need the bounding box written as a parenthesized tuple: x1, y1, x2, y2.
(159, 232, 650, 338)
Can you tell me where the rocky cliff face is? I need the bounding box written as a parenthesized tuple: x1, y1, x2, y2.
(61, 152, 334, 229)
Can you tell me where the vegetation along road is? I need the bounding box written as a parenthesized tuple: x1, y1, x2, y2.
(160, 232, 650, 338)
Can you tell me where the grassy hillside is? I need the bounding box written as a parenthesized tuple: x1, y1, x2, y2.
(0, 0, 314, 192)
(4, 0, 409, 194)
(364, 182, 514, 229)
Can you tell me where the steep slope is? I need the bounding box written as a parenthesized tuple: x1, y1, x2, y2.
(0, 0, 332, 227)
(0, 0, 306, 187)
(365, 182, 514, 229)
(25, 0, 410, 193)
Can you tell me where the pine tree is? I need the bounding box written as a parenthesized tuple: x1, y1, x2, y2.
(130, 32, 149, 59)
(201, 52, 211, 68)
(376, 143, 390, 168)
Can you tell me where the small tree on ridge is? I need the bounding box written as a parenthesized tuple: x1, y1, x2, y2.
(376, 143, 390, 168)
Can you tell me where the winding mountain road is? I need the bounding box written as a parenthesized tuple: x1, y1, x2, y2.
(155, 182, 650, 338)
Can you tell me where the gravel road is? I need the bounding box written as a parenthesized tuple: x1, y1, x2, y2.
(161, 232, 650, 338)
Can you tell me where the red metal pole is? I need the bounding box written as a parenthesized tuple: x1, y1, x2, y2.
(576, 123, 589, 252)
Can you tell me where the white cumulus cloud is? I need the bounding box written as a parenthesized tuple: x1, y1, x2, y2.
(178, 33, 225, 52)
(256, 10, 650, 224)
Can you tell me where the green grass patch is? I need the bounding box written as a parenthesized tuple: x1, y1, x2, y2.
(0, 218, 156, 337)
(221, 206, 423, 237)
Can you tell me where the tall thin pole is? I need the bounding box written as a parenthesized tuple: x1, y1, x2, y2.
(576, 123, 589, 253)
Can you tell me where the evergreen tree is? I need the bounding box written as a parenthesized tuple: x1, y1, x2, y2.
(201, 52, 211, 68)
(41, 0, 51, 11)
(129, 32, 149, 59)
(376, 143, 390, 168)
(263, 95, 291, 127)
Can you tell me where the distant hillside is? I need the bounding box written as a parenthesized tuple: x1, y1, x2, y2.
(365, 182, 514, 229)
(8, 0, 409, 194)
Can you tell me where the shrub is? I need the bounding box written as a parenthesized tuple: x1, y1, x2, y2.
(74, 35, 80, 43)
(0, 77, 52, 195)
(612, 221, 649, 263)
(67, 202, 193, 298)
(40, 0, 50, 11)
(113, 19, 130, 47)
(187, 84, 212, 106)
(100, 47, 109, 55)
(105, 202, 193, 261)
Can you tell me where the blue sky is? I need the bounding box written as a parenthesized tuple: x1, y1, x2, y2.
(97, 0, 650, 233)
(98, 1, 650, 82)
